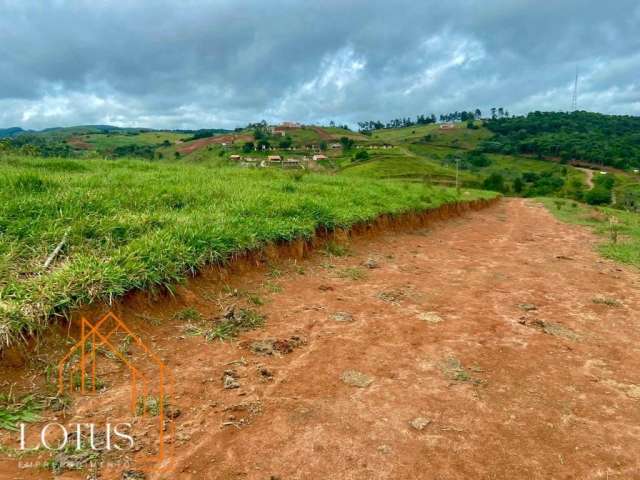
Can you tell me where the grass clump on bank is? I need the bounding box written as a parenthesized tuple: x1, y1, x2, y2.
(540, 198, 640, 268)
(0, 155, 497, 348)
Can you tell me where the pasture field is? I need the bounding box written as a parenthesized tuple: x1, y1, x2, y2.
(77, 131, 188, 150)
(369, 122, 492, 148)
(0, 155, 496, 348)
(340, 149, 475, 183)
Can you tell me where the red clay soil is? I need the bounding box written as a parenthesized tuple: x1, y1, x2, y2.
(66, 137, 92, 150)
(3, 198, 640, 479)
(309, 126, 333, 141)
(176, 135, 253, 155)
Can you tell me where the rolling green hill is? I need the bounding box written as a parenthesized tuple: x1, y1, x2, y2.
(3, 114, 639, 206)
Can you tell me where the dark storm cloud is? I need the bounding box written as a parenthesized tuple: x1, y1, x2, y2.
(0, 0, 638, 129)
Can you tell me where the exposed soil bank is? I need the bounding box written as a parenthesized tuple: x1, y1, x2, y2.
(4, 198, 640, 480)
(0, 196, 498, 367)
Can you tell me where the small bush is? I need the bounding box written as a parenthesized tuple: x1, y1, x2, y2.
(352, 150, 370, 162)
(585, 186, 612, 205)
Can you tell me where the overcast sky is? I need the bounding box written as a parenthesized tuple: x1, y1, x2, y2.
(1, 0, 639, 130)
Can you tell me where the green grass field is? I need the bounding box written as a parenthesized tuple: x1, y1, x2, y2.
(78, 132, 188, 151)
(369, 123, 491, 147)
(541, 198, 640, 268)
(340, 149, 474, 183)
(0, 155, 497, 348)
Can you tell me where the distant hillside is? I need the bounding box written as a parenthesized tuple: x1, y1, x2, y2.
(483, 111, 640, 169)
(0, 127, 25, 138)
(0, 124, 232, 140)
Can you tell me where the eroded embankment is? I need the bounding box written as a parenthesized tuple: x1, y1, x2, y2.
(0, 196, 498, 367)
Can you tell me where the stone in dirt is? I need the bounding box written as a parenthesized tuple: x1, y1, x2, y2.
(522, 319, 579, 340)
(122, 471, 146, 480)
(376, 288, 409, 304)
(223, 369, 240, 389)
(626, 385, 640, 399)
(519, 303, 537, 311)
(592, 295, 622, 307)
(419, 311, 443, 324)
(409, 417, 432, 431)
(363, 258, 380, 269)
(377, 445, 392, 454)
(165, 405, 182, 419)
(331, 311, 354, 323)
(250, 336, 306, 356)
(258, 366, 274, 380)
(340, 370, 373, 388)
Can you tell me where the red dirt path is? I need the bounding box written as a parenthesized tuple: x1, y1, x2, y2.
(176, 134, 253, 155)
(2, 198, 640, 479)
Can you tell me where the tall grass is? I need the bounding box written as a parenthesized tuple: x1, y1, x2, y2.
(0, 155, 496, 348)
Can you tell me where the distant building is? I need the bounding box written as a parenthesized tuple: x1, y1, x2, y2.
(313, 154, 328, 161)
(229, 154, 242, 161)
(330, 143, 342, 149)
(268, 155, 282, 162)
(439, 123, 455, 130)
(281, 122, 301, 128)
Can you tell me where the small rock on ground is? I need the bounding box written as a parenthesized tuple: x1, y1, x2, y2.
(122, 470, 146, 480)
(409, 417, 432, 431)
(340, 370, 373, 388)
(363, 258, 380, 269)
(519, 303, 537, 311)
(223, 370, 240, 389)
(419, 312, 443, 324)
(250, 336, 305, 355)
(331, 312, 354, 323)
(627, 385, 640, 399)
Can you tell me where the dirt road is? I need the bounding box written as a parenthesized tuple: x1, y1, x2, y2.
(577, 167, 595, 189)
(3, 198, 640, 479)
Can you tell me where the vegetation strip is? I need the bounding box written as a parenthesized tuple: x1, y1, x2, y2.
(0, 156, 497, 349)
(540, 198, 640, 268)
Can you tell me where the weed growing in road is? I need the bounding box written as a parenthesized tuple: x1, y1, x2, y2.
(0, 394, 43, 431)
(338, 267, 366, 281)
(173, 307, 201, 322)
(205, 308, 265, 342)
(324, 241, 349, 257)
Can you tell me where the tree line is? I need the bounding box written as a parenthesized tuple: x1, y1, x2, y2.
(482, 111, 640, 169)
(357, 108, 510, 132)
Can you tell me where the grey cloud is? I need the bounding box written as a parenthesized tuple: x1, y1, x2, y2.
(0, 0, 638, 129)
